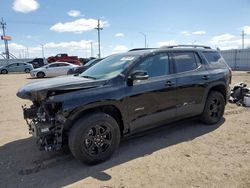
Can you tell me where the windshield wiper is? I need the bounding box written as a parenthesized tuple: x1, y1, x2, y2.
(81, 75, 97, 80)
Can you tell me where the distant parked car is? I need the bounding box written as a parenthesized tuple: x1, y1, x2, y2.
(30, 62, 78, 78)
(27, 58, 47, 68)
(0, 63, 34, 74)
(47, 53, 78, 63)
(67, 58, 103, 75)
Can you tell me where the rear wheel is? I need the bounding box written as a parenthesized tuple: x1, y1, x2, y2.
(24, 68, 30, 73)
(37, 72, 45, 78)
(69, 113, 120, 165)
(201, 91, 225, 125)
(1, 69, 8, 74)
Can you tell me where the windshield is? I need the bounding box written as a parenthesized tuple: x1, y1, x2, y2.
(80, 54, 138, 79)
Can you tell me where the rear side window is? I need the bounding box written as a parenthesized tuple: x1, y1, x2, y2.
(58, 63, 69, 66)
(172, 52, 198, 73)
(49, 64, 59, 67)
(203, 51, 222, 64)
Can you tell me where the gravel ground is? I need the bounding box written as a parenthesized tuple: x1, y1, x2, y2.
(0, 72, 249, 188)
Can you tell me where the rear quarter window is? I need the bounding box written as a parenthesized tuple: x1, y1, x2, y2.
(203, 51, 222, 64)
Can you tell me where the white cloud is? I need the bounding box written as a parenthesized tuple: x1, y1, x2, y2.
(180, 30, 206, 36)
(67, 10, 82, 17)
(6, 43, 26, 50)
(180, 31, 190, 36)
(157, 40, 177, 47)
(12, 0, 39, 13)
(44, 40, 93, 49)
(50, 18, 109, 33)
(192, 30, 206, 35)
(112, 45, 128, 54)
(208, 33, 250, 50)
(115, 33, 125, 37)
(210, 33, 236, 44)
(243, 26, 250, 35)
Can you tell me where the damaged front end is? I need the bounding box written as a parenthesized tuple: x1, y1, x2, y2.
(22, 101, 66, 151)
(17, 75, 107, 151)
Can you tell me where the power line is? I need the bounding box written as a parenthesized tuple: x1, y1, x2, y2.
(1, 17, 10, 59)
(95, 19, 103, 58)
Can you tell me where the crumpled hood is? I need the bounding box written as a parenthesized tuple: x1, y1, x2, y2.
(16, 75, 107, 101)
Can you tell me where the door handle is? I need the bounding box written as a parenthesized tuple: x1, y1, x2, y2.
(202, 75, 209, 80)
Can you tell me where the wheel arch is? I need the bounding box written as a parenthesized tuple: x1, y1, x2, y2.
(201, 82, 227, 110)
(209, 84, 227, 102)
(63, 104, 126, 137)
(1, 69, 8, 74)
(37, 71, 46, 77)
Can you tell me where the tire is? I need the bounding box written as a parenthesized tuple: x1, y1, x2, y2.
(24, 68, 30, 73)
(69, 112, 120, 165)
(201, 91, 225, 125)
(36, 72, 45, 78)
(1, 69, 8, 74)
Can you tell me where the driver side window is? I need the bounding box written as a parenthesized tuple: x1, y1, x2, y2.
(132, 53, 170, 78)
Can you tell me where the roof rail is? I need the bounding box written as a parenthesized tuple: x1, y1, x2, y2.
(128, 48, 156, 52)
(161, 45, 211, 49)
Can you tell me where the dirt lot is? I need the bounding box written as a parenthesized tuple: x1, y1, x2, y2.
(0, 72, 250, 188)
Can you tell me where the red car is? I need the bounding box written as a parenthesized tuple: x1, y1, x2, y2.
(47, 53, 78, 62)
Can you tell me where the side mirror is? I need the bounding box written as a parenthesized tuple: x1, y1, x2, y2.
(131, 70, 149, 81)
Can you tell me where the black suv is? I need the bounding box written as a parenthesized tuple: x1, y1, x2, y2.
(17, 45, 231, 164)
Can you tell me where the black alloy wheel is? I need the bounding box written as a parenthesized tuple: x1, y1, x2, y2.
(83, 124, 112, 156)
(69, 113, 120, 165)
(201, 91, 225, 125)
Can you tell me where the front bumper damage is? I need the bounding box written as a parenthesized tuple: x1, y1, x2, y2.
(22, 103, 66, 151)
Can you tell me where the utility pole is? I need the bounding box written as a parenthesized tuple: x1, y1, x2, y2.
(40, 44, 44, 58)
(139, 32, 147, 48)
(1, 17, 10, 59)
(95, 19, 103, 58)
(26, 47, 29, 58)
(242, 30, 245, 49)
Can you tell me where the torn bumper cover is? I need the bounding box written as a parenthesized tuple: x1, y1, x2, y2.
(22, 103, 66, 151)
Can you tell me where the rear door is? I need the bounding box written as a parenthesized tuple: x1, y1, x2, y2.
(7, 63, 18, 72)
(126, 52, 177, 132)
(19, 63, 26, 72)
(172, 51, 210, 118)
(57, 63, 71, 75)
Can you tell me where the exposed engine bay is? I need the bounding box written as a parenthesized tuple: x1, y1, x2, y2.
(22, 102, 66, 151)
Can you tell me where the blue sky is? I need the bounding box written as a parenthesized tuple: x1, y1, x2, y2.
(0, 0, 250, 58)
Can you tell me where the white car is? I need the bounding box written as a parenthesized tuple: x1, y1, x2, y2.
(30, 62, 79, 78)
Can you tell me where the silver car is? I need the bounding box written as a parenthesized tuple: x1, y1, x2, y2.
(0, 63, 34, 74)
(30, 62, 78, 78)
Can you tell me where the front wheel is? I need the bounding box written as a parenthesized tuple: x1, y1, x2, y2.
(36, 72, 45, 78)
(1, 69, 8, 74)
(201, 91, 225, 125)
(69, 113, 120, 165)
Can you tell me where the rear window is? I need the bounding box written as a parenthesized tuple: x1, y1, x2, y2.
(203, 51, 222, 64)
(173, 52, 198, 73)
